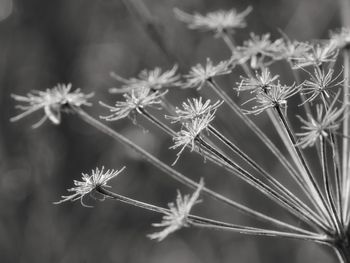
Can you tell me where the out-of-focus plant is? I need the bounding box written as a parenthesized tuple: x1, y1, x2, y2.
(10, 4, 350, 263)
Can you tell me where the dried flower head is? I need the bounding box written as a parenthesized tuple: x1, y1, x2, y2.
(109, 65, 181, 93)
(171, 112, 215, 164)
(55, 166, 126, 207)
(243, 83, 300, 115)
(148, 178, 204, 241)
(167, 97, 223, 123)
(291, 42, 338, 68)
(174, 7, 252, 36)
(11, 83, 94, 128)
(100, 87, 167, 122)
(235, 33, 283, 69)
(296, 97, 345, 148)
(275, 39, 311, 62)
(330, 28, 350, 50)
(302, 68, 344, 103)
(183, 58, 232, 90)
(238, 68, 279, 93)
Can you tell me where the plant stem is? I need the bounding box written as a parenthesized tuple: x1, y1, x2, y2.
(197, 136, 331, 233)
(73, 107, 310, 233)
(207, 78, 327, 218)
(208, 125, 325, 225)
(97, 186, 328, 244)
(274, 105, 334, 228)
(320, 136, 343, 236)
(342, 49, 350, 224)
(140, 107, 329, 231)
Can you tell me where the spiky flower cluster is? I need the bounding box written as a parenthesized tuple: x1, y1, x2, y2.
(109, 65, 181, 93)
(167, 97, 223, 123)
(296, 96, 345, 148)
(302, 68, 344, 103)
(238, 68, 279, 92)
(55, 167, 125, 207)
(11, 3, 350, 263)
(148, 179, 204, 241)
(11, 83, 93, 128)
(234, 33, 283, 69)
(291, 42, 338, 69)
(175, 7, 252, 36)
(183, 58, 232, 89)
(100, 87, 166, 121)
(171, 112, 215, 165)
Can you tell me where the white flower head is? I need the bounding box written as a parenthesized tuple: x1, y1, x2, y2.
(235, 33, 283, 69)
(174, 7, 252, 36)
(291, 41, 338, 69)
(11, 83, 94, 128)
(171, 112, 214, 165)
(109, 65, 181, 93)
(275, 39, 311, 62)
(243, 83, 300, 115)
(296, 94, 345, 148)
(55, 166, 126, 207)
(238, 68, 279, 93)
(148, 178, 204, 241)
(330, 28, 350, 50)
(302, 67, 344, 103)
(167, 97, 223, 123)
(183, 58, 232, 90)
(100, 86, 167, 122)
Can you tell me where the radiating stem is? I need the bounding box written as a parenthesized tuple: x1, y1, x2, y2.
(342, 49, 350, 224)
(208, 125, 325, 225)
(320, 93, 343, 225)
(274, 105, 335, 229)
(320, 136, 343, 236)
(207, 78, 327, 218)
(97, 186, 328, 244)
(197, 136, 330, 233)
(140, 106, 329, 231)
(73, 107, 310, 233)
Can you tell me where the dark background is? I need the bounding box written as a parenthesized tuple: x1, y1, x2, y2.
(0, 0, 345, 262)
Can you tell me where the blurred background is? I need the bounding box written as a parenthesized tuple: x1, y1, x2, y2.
(0, 0, 346, 262)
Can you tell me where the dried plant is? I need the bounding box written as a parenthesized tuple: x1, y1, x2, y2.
(10, 4, 350, 263)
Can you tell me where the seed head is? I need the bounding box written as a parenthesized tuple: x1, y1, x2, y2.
(171, 112, 215, 164)
(11, 83, 93, 128)
(54, 166, 126, 207)
(291, 42, 338, 69)
(174, 7, 252, 36)
(296, 96, 345, 148)
(238, 68, 279, 93)
(109, 65, 181, 93)
(183, 58, 232, 90)
(330, 28, 350, 50)
(235, 33, 283, 69)
(148, 179, 204, 241)
(167, 97, 223, 123)
(302, 68, 344, 103)
(100, 87, 167, 122)
(242, 83, 300, 115)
